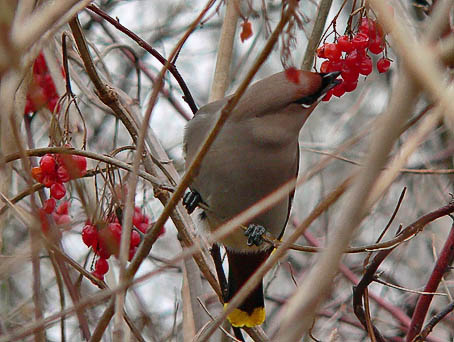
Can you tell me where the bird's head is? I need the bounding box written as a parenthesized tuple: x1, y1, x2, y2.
(231, 70, 341, 143)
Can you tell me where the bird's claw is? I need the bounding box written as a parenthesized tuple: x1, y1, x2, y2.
(183, 190, 202, 214)
(245, 224, 267, 247)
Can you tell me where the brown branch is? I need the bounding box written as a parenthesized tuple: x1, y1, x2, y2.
(303, 230, 413, 332)
(301, 0, 333, 70)
(86, 4, 198, 114)
(3, 147, 164, 188)
(406, 219, 454, 341)
(415, 300, 454, 342)
(69, 17, 140, 144)
(353, 201, 454, 342)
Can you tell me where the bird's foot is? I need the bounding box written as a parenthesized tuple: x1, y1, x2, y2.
(183, 190, 202, 214)
(244, 224, 267, 247)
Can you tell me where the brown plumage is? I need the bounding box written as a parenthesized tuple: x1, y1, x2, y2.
(183, 70, 340, 327)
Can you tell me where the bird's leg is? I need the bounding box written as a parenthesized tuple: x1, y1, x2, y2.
(183, 189, 203, 214)
(244, 224, 267, 247)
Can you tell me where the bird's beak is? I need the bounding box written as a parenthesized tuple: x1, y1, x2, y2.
(295, 71, 341, 107)
(319, 71, 342, 95)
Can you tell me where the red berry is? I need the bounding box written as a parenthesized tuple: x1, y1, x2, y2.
(42, 198, 56, 214)
(328, 59, 342, 72)
(332, 82, 346, 98)
(345, 50, 360, 68)
(344, 80, 358, 92)
(136, 222, 149, 234)
(324, 43, 341, 60)
(320, 60, 331, 73)
(321, 89, 334, 101)
(56, 201, 70, 215)
(40, 154, 56, 175)
(42, 174, 57, 188)
(129, 247, 137, 261)
(55, 214, 71, 226)
(50, 182, 66, 199)
(130, 230, 141, 247)
(97, 245, 112, 259)
(316, 45, 326, 58)
(359, 17, 375, 37)
(57, 165, 70, 183)
(32, 167, 44, 183)
(97, 225, 121, 258)
(108, 222, 123, 244)
(368, 38, 384, 54)
(133, 208, 143, 227)
(337, 35, 354, 53)
(82, 224, 98, 247)
(352, 33, 369, 50)
(377, 58, 391, 73)
(39, 209, 50, 235)
(61, 155, 87, 179)
(73, 155, 87, 174)
(240, 20, 253, 42)
(92, 270, 104, 281)
(95, 257, 109, 275)
(341, 65, 359, 83)
(359, 56, 373, 75)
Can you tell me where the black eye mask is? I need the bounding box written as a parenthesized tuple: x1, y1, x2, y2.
(295, 71, 341, 107)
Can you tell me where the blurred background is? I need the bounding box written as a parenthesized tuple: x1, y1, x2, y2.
(0, 0, 453, 341)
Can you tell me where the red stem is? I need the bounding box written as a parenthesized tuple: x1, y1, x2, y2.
(406, 220, 454, 342)
(302, 229, 412, 329)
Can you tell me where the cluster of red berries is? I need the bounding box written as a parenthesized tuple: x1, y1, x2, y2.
(39, 200, 71, 234)
(32, 153, 87, 200)
(317, 17, 392, 101)
(25, 52, 61, 114)
(81, 207, 165, 281)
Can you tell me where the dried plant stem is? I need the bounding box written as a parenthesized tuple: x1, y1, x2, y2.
(301, 0, 333, 70)
(86, 4, 198, 114)
(196, 172, 353, 341)
(416, 301, 454, 341)
(276, 73, 418, 342)
(30, 228, 45, 342)
(303, 231, 413, 330)
(274, 0, 454, 338)
(367, 106, 443, 208)
(112, 1, 217, 340)
(352, 202, 454, 342)
(369, 0, 454, 116)
(406, 220, 454, 341)
(3, 147, 164, 187)
(11, 0, 92, 55)
(209, 0, 239, 101)
(69, 16, 222, 342)
(0, 164, 355, 342)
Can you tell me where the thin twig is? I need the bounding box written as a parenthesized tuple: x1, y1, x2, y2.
(86, 4, 198, 114)
(301, 0, 333, 70)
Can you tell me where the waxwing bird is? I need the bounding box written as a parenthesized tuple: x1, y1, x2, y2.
(183, 70, 340, 328)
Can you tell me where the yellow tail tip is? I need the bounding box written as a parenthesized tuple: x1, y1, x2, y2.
(224, 304, 265, 327)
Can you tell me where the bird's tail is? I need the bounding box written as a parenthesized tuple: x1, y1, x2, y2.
(224, 249, 271, 327)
